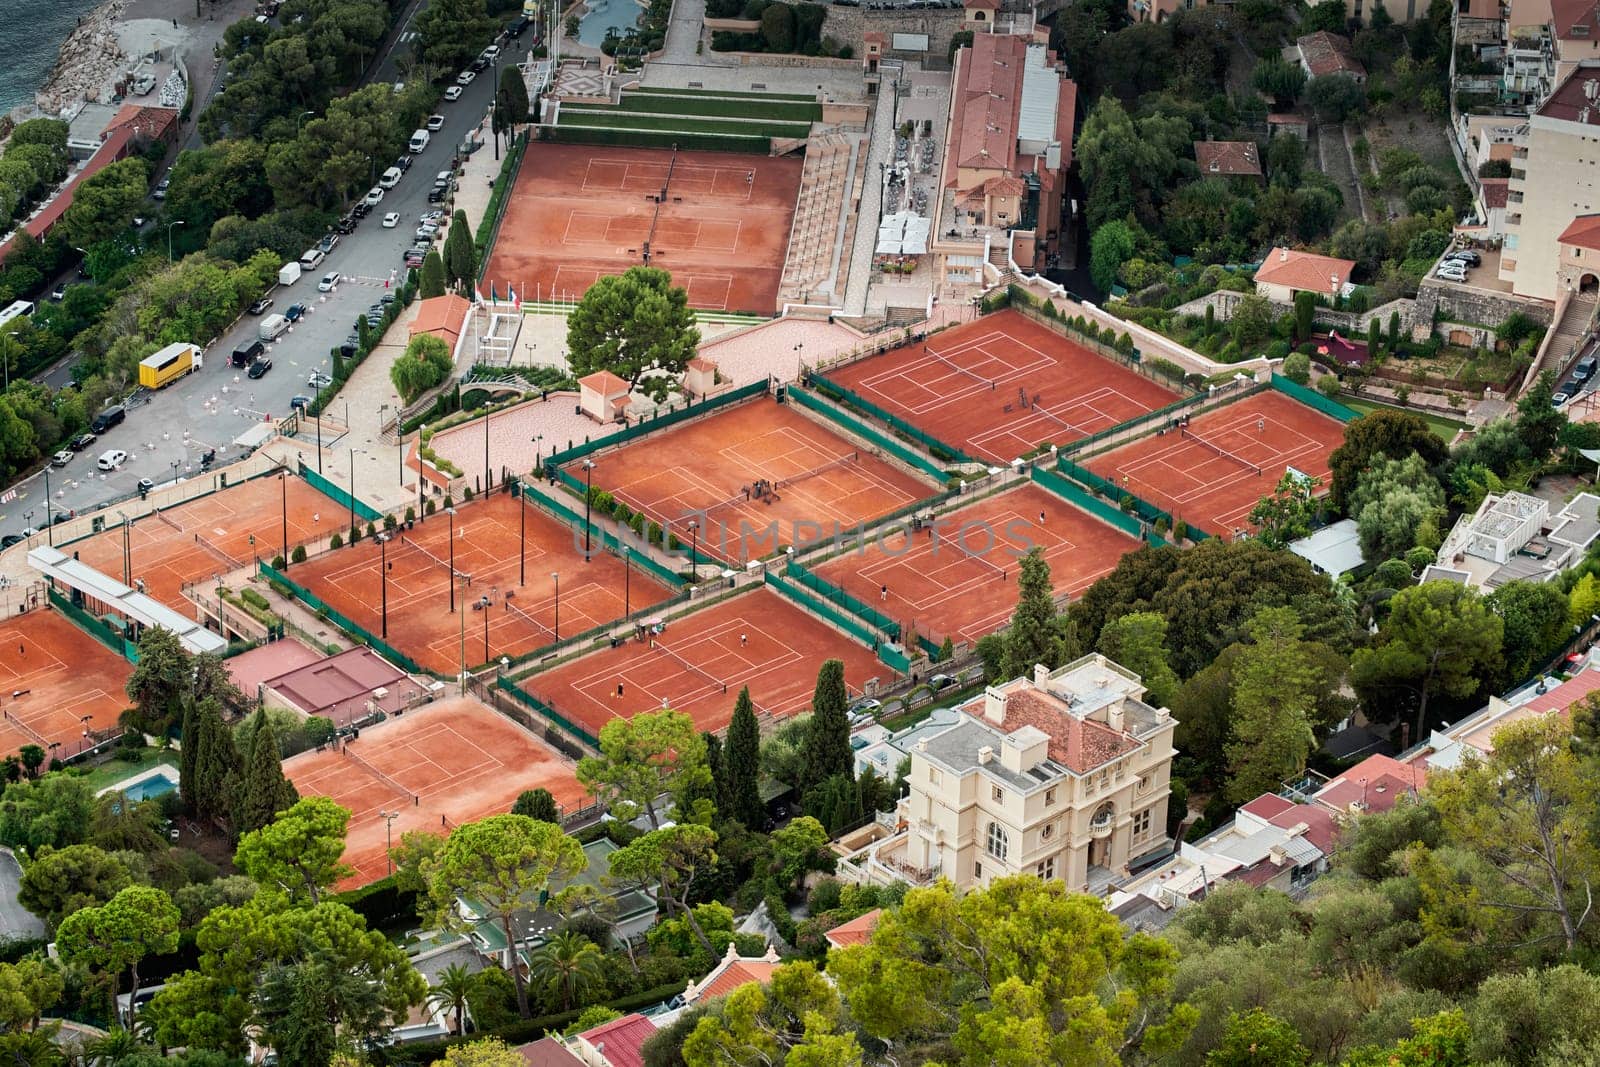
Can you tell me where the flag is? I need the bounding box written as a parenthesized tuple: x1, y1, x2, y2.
(473, 286, 486, 306)
(509, 284, 519, 310)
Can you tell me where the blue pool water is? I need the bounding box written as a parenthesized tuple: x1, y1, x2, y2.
(120, 772, 178, 803)
(576, 0, 644, 47)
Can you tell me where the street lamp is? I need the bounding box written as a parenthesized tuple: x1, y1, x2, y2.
(532, 434, 544, 475)
(165, 220, 186, 263)
(582, 458, 596, 560)
(688, 520, 698, 578)
(484, 403, 492, 493)
(551, 572, 560, 640)
(380, 810, 399, 873)
(447, 506, 457, 612)
(42, 469, 52, 547)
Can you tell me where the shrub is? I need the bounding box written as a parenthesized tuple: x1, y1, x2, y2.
(241, 589, 271, 611)
(330, 533, 343, 549)
(291, 545, 306, 563)
(405, 506, 416, 522)
(365, 521, 376, 538)
(384, 513, 398, 531)
(1282, 352, 1311, 384)
(426, 499, 437, 515)
(1316, 374, 1342, 398)
(271, 554, 287, 569)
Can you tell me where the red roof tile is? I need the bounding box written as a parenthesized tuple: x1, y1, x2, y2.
(1265, 802, 1339, 854)
(0, 126, 135, 265)
(1480, 178, 1510, 209)
(580, 1013, 656, 1067)
(1239, 794, 1295, 820)
(1535, 64, 1600, 125)
(517, 1038, 584, 1067)
(579, 370, 631, 394)
(1559, 213, 1600, 252)
(824, 908, 882, 949)
(1551, 0, 1600, 39)
(1195, 140, 1262, 177)
(409, 294, 470, 348)
(1297, 31, 1366, 79)
(952, 34, 1027, 173)
(697, 959, 780, 1001)
(1522, 665, 1600, 713)
(1254, 247, 1355, 293)
(997, 688, 1141, 774)
(1315, 754, 1425, 814)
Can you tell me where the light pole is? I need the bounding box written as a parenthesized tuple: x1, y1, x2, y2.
(582, 458, 595, 560)
(624, 552, 630, 614)
(78, 714, 92, 756)
(479, 592, 492, 662)
(348, 447, 365, 538)
(517, 477, 526, 586)
(380, 810, 399, 873)
(447, 506, 457, 612)
(532, 433, 544, 473)
(378, 533, 390, 638)
(484, 403, 492, 493)
(688, 520, 698, 578)
(166, 220, 186, 263)
(279, 473, 288, 564)
(417, 424, 426, 516)
(458, 574, 468, 693)
(42, 469, 51, 547)
(551, 572, 560, 640)
(295, 109, 315, 133)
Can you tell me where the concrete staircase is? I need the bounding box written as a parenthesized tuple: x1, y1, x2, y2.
(777, 133, 853, 304)
(1529, 292, 1597, 390)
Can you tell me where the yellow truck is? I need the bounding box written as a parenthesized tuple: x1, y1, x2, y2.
(138, 342, 202, 390)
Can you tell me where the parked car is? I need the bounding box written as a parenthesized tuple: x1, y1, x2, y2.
(318, 233, 340, 254)
(403, 248, 426, 268)
(318, 271, 341, 292)
(415, 223, 438, 240)
(352, 201, 372, 218)
(153, 178, 170, 200)
(284, 302, 307, 322)
(469, 55, 488, 72)
(335, 211, 358, 234)
(50, 284, 66, 301)
(1575, 355, 1598, 381)
(482, 44, 501, 61)
(456, 70, 476, 85)
(97, 449, 128, 471)
(248, 297, 273, 315)
(50, 450, 72, 468)
(247, 357, 273, 379)
(363, 187, 385, 207)
(290, 395, 313, 412)
(443, 86, 463, 101)
(231, 339, 265, 366)
(1445, 250, 1481, 266)
(308, 370, 332, 388)
(394, 154, 413, 172)
(0, 535, 22, 549)
(421, 209, 444, 224)
(383, 212, 400, 228)
(378, 166, 403, 190)
(426, 114, 446, 131)
(68, 432, 96, 451)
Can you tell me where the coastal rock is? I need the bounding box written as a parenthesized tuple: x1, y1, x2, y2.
(36, 0, 130, 114)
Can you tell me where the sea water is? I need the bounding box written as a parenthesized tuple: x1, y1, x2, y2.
(0, 0, 110, 116)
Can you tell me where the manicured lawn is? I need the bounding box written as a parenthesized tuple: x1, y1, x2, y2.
(1342, 397, 1470, 442)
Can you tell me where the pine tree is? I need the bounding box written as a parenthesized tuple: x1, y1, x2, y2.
(1002, 548, 1058, 679)
(234, 710, 299, 834)
(511, 787, 559, 823)
(726, 688, 764, 829)
(703, 732, 728, 817)
(189, 699, 240, 823)
(801, 660, 853, 795)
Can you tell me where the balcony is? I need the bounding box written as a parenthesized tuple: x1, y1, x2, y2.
(1088, 810, 1115, 839)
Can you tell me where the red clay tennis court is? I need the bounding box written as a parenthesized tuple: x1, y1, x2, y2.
(823, 310, 1179, 465)
(69, 474, 337, 610)
(289, 493, 675, 674)
(1082, 390, 1347, 537)
(285, 696, 589, 888)
(810, 483, 1141, 646)
(0, 608, 130, 759)
(481, 143, 803, 314)
(582, 398, 934, 564)
(520, 587, 893, 736)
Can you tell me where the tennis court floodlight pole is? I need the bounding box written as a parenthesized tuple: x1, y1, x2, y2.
(518, 479, 526, 586)
(280, 474, 288, 563)
(459, 577, 468, 694)
(381, 811, 398, 873)
(552, 572, 560, 639)
(43, 469, 51, 547)
(447, 506, 457, 612)
(688, 520, 698, 580)
(484, 406, 491, 493)
(348, 447, 364, 536)
(582, 459, 595, 560)
(379, 534, 389, 638)
(480, 593, 491, 661)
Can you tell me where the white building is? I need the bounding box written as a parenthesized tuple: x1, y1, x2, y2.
(1435, 490, 1600, 587)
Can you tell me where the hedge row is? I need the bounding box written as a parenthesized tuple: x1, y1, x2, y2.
(628, 85, 817, 101)
(558, 107, 809, 139)
(607, 90, 822, 121)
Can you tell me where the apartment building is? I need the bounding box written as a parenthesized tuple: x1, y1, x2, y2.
(1499, 62, 1600, 299)
(839, 654, 1176, 895)
(929, 31, 1077, 285)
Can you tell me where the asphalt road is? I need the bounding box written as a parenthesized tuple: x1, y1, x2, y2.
(2, 20, 511, 539)
(0, 849, 45, 942)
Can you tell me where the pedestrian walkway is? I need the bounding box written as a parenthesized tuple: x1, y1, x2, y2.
(842, 90, 896, 317)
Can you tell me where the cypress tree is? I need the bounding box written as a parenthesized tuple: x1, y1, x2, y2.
(178, 698, 200, 813)
(511, 787, 559, 823)
(234, 710, 298, 834)
(726, 688, 764, 829)
(802, 660, 853, 794)
(420, 250, 447, 299)
(1002, 548, 1058, 679)
(190, 698, 240, 823)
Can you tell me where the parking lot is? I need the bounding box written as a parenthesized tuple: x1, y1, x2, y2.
(1430, 246, 1512, 293)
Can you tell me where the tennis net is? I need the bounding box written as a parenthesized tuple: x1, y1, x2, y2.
(776, 451, 858, 491)
(923, 346, 991, 388)
(1026, 403, 1088, 438)
(398, 532, 472, 584)
(1181, 427, 1262, 476)
(343, 742, 417, 804)
(194, 533, 243, 570)
(656, 640, 728, 697)
(153, 510, 183, 533)
(953, 540, 1007, 579)
(501, 595, 554, 644)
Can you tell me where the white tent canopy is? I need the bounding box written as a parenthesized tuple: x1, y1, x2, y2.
(876, 211, 930, 256)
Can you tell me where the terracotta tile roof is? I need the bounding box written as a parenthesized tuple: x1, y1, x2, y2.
(864, 30, 886, 43)
(1055, 79, 1077, 170)
(1314, 754, 1425, 814)
(1195, 140, 1262, 177)
(1265, 802, 1339, 854)
(952, 34, 1027, 173)
(1480, 177, 1511, 209)
(1523, 665, 1600, 713)
(580, 1013, 656, 1067)
(983, 175, 1026, 196)
(966, 0, 1000, 9)
(1231, 860, 1286, 887)
(997, 688, 1140, 774)
(696, 959, 781, 1001)
(517, 1038, 585, 1067)
(106, 104, 178, 141)
(824, 908, 882, 949)
(1297, 31, 1366, 79)
(1239, 793, 1295, 820)
(1560, 213, 1600, 251)
(1254, 247, 1355, 293)
(1535, 65, 1600, 124)
(409, 295, 471, 347)
(579, 370, 631, 394)
(687, 357, 716, 371)
(1551, 0, 1600, 39)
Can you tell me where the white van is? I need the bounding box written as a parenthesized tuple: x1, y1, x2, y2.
(379, 166, 404, 190)
(298, 248, 326, 271)
(259, 313, 289, 341)
(409, 129, 430, 153)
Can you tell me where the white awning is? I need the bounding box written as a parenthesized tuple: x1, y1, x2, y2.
(28, 545, 227, 655)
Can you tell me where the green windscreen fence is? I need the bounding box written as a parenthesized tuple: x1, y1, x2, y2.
(496, 676, 600, 749)
(48, 587, 138, 662)
(806, 372, 975, 465)
(523, 481, 703, 580)
(1270, 373, 1358, 423)
(1053, 457, 1210, 542)
(543, 379, 769, 470)
(786, 385, 950, 481)
(260, 561, 423, 674)
(763, 571, 880, 651)
(784, 559, 899, 640)
(1030, 467, 1148, 543)
(299, 460, 382, 522)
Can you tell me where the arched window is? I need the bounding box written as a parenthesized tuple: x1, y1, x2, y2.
(972, 8, 986, 18)
(986, 821, 1009, 861)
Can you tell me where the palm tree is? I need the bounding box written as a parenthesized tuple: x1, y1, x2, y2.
(81, 1026, 139, 1065)
(426, 963, 477, 1036)
(527, 931, 605, 1013)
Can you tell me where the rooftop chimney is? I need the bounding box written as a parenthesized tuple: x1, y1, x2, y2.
(978, 745, 994, 764)
(1279, 248, 1288, 261)
(1032, 663, 1051, 688)
(1107, 701, 1125, 732)
(984, 686, 1008, 724)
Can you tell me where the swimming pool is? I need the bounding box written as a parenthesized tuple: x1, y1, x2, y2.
(575, 0, 644, 47)
(120, 771, 178, 803)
